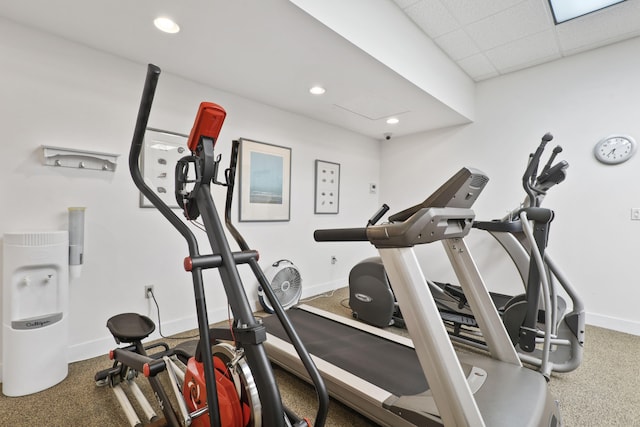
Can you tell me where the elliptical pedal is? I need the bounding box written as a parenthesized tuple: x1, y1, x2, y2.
(439, 310, 478, 327)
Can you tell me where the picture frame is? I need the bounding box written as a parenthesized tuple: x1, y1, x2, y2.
(314, 160, 340, 214)
(140, 128, 189, 208)
(238, 138, 291, 222)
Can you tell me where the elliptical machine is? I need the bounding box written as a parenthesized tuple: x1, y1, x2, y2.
(349, 133, 584, 377)
(95, 64, 328, 427)
(348, 204, 405, 328)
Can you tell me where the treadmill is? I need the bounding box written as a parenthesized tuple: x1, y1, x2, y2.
(261, 167, 562, 427)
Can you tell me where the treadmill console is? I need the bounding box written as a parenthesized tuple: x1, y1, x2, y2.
(314, 167, 490, 248)
(389, 167, 489, 223)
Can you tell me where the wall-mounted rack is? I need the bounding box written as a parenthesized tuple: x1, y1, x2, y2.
(42, 145, 120, 172)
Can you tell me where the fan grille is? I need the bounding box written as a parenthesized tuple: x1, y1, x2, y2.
(271, 267, 302, 306)
(259, 261, 303, 312)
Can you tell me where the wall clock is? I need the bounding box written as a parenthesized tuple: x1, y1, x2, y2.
(593, 134, 636, 164)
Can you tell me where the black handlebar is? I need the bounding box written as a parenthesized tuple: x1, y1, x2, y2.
(225, 147, 330, 426)
(368, 204, 390, 226)
(129, 65, 161, 169)
(129, 65, 201, 255)
(542, 145, 563, 173)
(521, 132, 569, 207)
(523, 133, 552, 194)
(314, 228, 369, 242)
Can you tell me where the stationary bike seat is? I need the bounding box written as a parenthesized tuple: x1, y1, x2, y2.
(106, 313, 156, 344)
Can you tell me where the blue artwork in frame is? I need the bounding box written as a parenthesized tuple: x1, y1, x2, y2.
(249, 151, 284, 204)
(239, 138, 291, 221)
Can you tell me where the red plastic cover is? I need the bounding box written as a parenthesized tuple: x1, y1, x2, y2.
(183, 356, 247, 427)
(187, 102, 227, 151)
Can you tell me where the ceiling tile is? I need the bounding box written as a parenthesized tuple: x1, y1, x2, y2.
(555, 1, 640, 53)
(443, 0, 526, 25)
(457, 53, 499, 81)
(399, 0, 640, 82)
(465, 0, 552, 50)
(434, 29, 480, 60)
(404, 0, 460, 39)
(484, 29, 561, 73)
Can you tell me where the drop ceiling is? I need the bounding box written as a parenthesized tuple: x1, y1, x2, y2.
(396, 0, 640, 81)
(0, 0, 638, 139)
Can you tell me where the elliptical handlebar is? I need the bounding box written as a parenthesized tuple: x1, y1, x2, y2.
(129, 64, 228, 427)
(128, 64, 329, 427)
(129, 65, 160, 163)
(522, 132, 552, 206)
(129, 65, 203, 256)
(225, 147, 330, 425)
(541, 145, 563, 174)
(520, 132, 569, 208)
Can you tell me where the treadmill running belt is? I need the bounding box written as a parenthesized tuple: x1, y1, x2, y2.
(262, 307, 430, 397)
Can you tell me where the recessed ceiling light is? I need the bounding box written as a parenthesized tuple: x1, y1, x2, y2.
(386, 117, 399, 125)
(154, 17, 180, 34)
(548, 0, 625, 24)
(309, 86, 326, 95)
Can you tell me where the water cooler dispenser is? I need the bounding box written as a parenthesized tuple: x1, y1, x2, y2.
(2, 231, 69, 396)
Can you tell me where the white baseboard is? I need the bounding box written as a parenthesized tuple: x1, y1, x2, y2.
(301, 279, 346, 299)
(586, 312, 640, 336)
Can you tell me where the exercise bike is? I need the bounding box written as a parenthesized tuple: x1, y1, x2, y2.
(95, 64, 328, 427)
(349, 133, 584, 377)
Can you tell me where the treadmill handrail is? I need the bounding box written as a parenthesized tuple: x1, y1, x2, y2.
(314, 227, 368, 242)
(314, 168, 489, 247)
(315, 207, 476, 248)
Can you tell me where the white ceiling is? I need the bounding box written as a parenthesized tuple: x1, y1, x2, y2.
(1, 0, 639, 139)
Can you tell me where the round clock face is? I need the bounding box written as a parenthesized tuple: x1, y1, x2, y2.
(594, 135, 637, 164)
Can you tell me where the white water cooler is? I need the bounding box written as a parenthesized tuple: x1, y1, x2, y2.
(2, 231, 69, 396)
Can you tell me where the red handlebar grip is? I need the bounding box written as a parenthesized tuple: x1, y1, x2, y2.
(187, 102, 227, 151)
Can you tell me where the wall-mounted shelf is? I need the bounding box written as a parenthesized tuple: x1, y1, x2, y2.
(42, 145, 120, 171)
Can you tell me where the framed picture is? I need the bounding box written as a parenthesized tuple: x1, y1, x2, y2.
(140, 128, 189, 208)
(314, 160, 340, 214)
(239, 138, 291, 222)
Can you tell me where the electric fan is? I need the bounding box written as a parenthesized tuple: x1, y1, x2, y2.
(258, 259, 302, 313)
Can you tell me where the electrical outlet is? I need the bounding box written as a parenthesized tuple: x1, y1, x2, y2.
(632, 208, 640, 221)
(144, 285, 154, 299)
(331, 256, 337, 265)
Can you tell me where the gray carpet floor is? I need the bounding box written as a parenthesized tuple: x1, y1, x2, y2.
(1, 287, 638, 426)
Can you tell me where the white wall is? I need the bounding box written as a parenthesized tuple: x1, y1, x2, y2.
(0, 18, 380, 365)
(381, 36, 640, 335)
